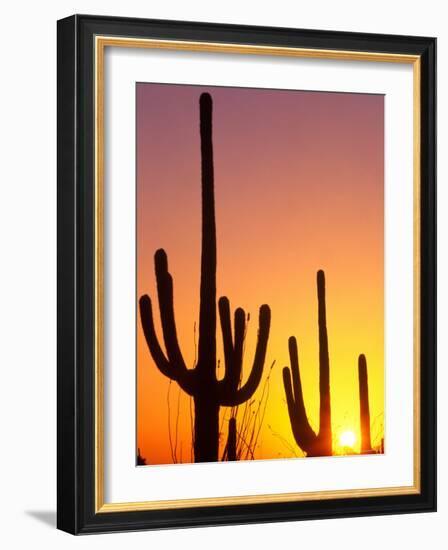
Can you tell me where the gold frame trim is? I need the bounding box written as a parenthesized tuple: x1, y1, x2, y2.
(94, 36, 421, 513)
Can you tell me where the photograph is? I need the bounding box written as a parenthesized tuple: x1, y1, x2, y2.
(136, 83, 385, 466)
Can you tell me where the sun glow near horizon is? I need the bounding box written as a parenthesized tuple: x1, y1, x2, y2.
(338, 430, 357, 453)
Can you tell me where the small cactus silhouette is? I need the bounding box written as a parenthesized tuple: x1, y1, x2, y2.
(282, 270, 332, 457)
(137, 448, 147, 465)
(358, 354, 373, 453)
(139, 93, 271, 463)
(226, 417, 237, 461)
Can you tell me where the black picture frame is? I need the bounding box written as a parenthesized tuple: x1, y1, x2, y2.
(57, 14, 436, 534)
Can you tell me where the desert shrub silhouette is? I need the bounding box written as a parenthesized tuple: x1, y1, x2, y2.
(139, 93, 271, 463)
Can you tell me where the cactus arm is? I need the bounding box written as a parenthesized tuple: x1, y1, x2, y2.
(232, 307, 246, 382)
(197, 93, 217, 372)
(139, 295, 195, 395)
(218, 296, 234, 376)
(140, 253, 196, 396)
(218, 296, 245, 393)
(139, 294, 172, 377)
(282, 367, 298, 427)
(220, 304, 271, 406)
(282, 336, 318, 452)
(154, 249, 188, 372)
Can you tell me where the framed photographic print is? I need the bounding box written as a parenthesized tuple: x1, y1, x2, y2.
(57, 15, 436, 534)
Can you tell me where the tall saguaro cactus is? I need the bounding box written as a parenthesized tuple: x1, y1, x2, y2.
(282, 270, 332, 457)
(358, 354, 372, 453)
(139, 93, 271, 463)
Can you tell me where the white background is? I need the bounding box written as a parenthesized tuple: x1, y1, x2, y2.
(0, 1, 443, 548)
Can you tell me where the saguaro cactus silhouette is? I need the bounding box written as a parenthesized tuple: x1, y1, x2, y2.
(358, 354, 372, 453)
(139, 93, 271, 463)
(282, 270, 332, 457)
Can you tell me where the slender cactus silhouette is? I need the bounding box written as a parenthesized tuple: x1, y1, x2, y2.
(227, 417, 237, 461)
(358, 354, 373, 453)
(139, 93, 271, 463)
(282, 270, 332, 457)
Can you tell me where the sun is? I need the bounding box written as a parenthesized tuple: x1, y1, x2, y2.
(339, 430, 356, 449)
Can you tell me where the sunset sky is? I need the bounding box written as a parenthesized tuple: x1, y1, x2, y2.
(136, 83, 384, 465)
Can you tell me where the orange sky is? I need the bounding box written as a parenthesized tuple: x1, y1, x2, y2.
(136, 83, 384, 465)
